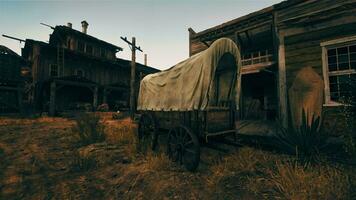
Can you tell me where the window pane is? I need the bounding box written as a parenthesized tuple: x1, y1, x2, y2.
(350, 53, 356, 62)
(339, 62, 350, 70)
(328, 49, 336, 56)
(328, 63, 338, 71)
(328, 56, 337, 64)
(329, 76, 337, 84)
(350, 45, 356, 53)
(330, 92, 339, 101)
(329, 83, 338, 94)
(337, 47, 348, 55)
(338, 54, 349, 64)
(351, 62, 356, 70)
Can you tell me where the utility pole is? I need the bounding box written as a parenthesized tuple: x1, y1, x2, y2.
(120, 36, 143, 120)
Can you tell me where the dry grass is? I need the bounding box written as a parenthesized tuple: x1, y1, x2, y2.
(259, 161, 351, 200)
(104, 117, 138, 160)
(208, 147, 354, 199)
(72, 113, 105, 146)
(1, 115, 355, 199)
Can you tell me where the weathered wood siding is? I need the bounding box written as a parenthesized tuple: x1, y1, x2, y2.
(276, 0, 356, 89)
(284, 23, 356, 88)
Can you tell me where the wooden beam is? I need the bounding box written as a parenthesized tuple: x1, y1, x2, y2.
(54, 79, 97, 89)
(241, 61, 276, 74)
(49, 81, 56, 116)
(93, 86, 98, 110)
(17, 85, 23, 113)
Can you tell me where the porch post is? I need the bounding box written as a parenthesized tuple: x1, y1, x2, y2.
(278, 34, 288, 128)
(93, 86, 98, 110)
(49, 81, 56, 116)
(103, 88, 107, 104)
(17, 85, 23, 113)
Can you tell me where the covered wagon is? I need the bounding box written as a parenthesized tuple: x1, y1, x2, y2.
(137, 38, 242, 171)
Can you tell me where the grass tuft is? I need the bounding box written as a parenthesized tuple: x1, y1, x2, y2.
(72, 113, 105, 146)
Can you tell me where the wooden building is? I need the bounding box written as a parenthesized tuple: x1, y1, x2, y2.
(22, 21, 159, 115)
(0, 45, 29, 113)
(189, 0, 356, 127)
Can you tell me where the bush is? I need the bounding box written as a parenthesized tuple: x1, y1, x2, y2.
(72, 113, 105, 146)
(276, 109, 329, 163)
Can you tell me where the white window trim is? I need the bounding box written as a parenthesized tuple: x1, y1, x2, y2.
(321, 36, 356, 106)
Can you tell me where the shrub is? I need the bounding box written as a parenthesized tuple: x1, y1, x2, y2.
(276, 109, 329, 163)
(72, 113, 105, 146)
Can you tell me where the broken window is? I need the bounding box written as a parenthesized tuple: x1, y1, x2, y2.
(326, 44, 356, 102)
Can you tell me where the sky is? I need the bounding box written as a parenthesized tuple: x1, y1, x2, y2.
(0, 0, 282, 70)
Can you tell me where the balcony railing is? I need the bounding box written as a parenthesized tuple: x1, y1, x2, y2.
(242, 49, 274, 66)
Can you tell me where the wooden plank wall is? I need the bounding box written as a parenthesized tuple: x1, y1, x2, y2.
(279, 0, 356, 89)
(285, 23, 356, 88)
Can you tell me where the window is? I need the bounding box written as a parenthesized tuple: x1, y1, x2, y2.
(100, 48, 106, 58)
(78, 41, 85, 52)
(49, 64, 58, 77)
(86, 44, 93, 55)
(321, 36, 356, 105)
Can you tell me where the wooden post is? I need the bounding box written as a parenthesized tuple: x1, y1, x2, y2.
(103, 88, 107, 104)
(278, 33, 288, 128)
(144, 54, 147, 66)
(93, 86, 98, 111)
(121, 36, 143, 119)
(130, 37, 136, 119)
(17, 85, 23, 113)
(49, 81, 56, 116)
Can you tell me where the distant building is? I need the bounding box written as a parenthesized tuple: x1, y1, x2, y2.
(0, 45, 29, 113)
(189, 0, 356, 127)
(22, 21, 159, 115)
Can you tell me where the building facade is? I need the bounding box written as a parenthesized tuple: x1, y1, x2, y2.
(0, 45, 29, 113)
(189, 0, 356, 127)
(22, 21, 159, 115)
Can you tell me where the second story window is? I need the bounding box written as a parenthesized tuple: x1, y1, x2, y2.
(100, 48, 106, 58)
(49, 64, 58, 77)
(86, 44, 93, 55)
(78, 41, 85, 52)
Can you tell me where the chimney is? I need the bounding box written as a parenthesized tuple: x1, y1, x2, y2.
(81, 20, 88, 34)
(144, 54, 147, 66)
(67, 22, 72, 28)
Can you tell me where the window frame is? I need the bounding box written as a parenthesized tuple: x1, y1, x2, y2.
(321, 35, 356, 106)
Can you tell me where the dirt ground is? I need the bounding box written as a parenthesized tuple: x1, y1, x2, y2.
(0, 113, 354, 200)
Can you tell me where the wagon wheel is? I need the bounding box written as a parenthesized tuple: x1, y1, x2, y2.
(167, 125, 200, 171)
(137, 113, 159, 152)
